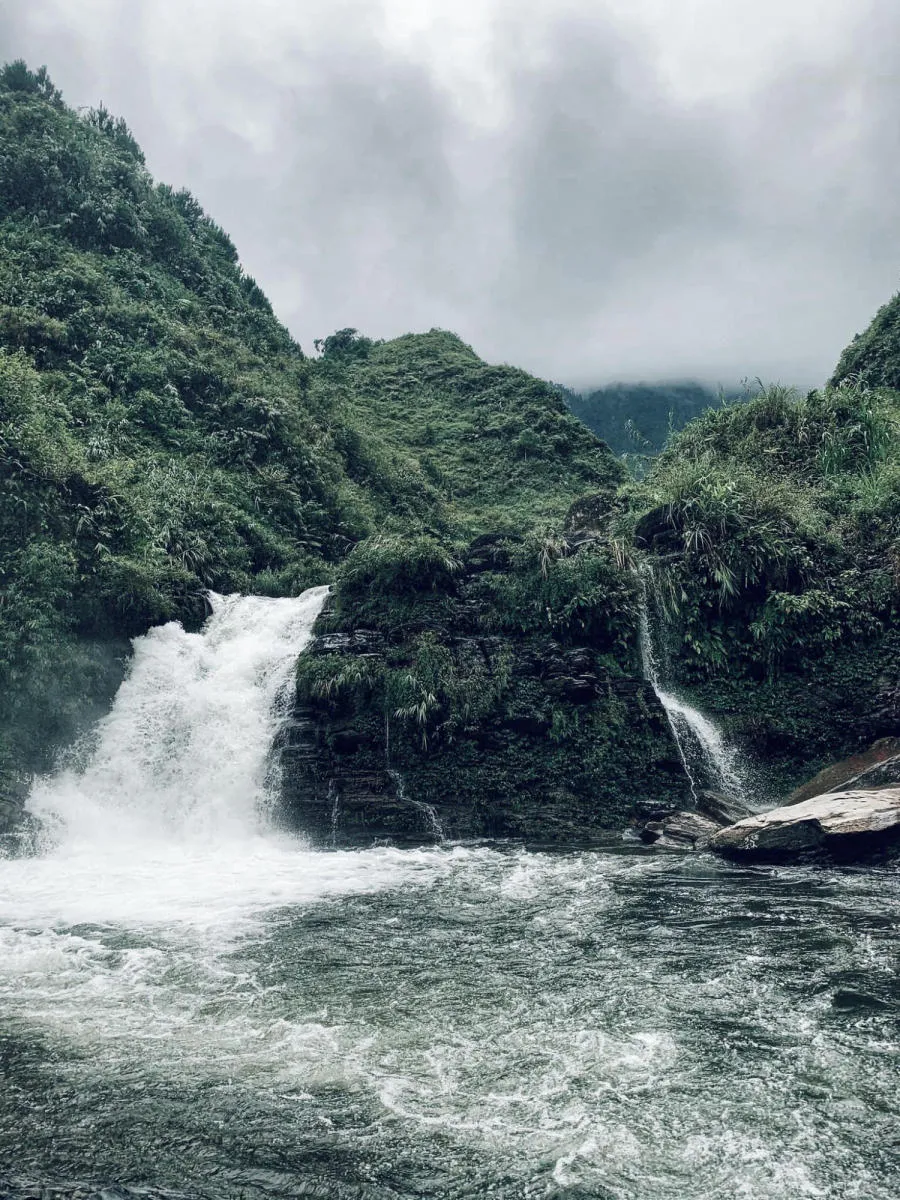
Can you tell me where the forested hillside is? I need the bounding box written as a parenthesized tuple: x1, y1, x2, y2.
(0, 61, 620, 814)
(564, 380, 728, 456)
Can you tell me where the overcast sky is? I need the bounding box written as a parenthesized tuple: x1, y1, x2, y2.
(2, 0, 899, 387)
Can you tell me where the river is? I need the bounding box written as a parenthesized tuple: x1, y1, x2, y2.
(0, 591, 896, 1199)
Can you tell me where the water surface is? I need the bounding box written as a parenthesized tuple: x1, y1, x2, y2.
(0, 840, 896, 1199)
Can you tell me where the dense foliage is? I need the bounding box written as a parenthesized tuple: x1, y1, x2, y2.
(314, 328, 623, 536)
(0, 63, 622, 803)
(613, 381, 900, 785)
(564, 380, 733, 458)
(619, 383, 900, 665)
(295, 530, 683, 838)
(833, 290, 900, 390)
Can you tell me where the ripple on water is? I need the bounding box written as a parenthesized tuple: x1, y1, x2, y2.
(0, 843, 897, 1199)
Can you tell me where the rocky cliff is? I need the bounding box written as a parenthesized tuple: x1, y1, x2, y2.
(280, 531, 689, 843)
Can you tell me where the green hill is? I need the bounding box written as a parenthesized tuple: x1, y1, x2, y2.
(832, 289, 900, 390)
(616, 380, 900, 793)
(0, 61, 622, 812)
(564, 380, 731, 456)
(315, 328, 620, 537)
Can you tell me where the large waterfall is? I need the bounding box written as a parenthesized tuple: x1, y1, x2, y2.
(28, 585, 331, 850)
(637, 563, 751, 802)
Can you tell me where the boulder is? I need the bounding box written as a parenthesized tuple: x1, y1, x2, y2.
(693, 789, 753, 827)
(835, 754, 900, 793)
(640, 810, 721, 849)
(788, 737, 900, 804)
(709, 788, 900, 861)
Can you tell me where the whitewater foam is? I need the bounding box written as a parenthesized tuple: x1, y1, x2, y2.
(27, 586, 331, 850)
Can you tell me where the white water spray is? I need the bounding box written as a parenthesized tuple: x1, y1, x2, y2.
(28, 585, 331, 850)
(637, 564, 750, 801)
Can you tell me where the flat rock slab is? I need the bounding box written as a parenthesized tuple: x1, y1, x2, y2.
(709, 788, 900, 861)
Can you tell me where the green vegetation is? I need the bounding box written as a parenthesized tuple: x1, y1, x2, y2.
(296, 530, 684, 839)
(833, 289, 900, 390)
(564, 380, 739, 459)
(614, 381, 900, 786)
(0, 60, 359, 793)
(314, 328, 622, 536)
(0, 62, 622, 812)
(3, 57, 898, 837)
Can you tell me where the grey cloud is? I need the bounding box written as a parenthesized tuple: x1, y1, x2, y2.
(501, 17, 736, 301)
(2, 1, 900, 387)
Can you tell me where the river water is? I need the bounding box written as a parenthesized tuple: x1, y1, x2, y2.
(0, 592, 897, 1199)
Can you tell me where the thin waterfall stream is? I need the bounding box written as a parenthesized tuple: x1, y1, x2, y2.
(387, 767, 445, 843)
(637, 561, 752, 803)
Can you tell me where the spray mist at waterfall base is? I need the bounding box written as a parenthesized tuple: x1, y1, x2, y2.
(0, 588, 897, 1199)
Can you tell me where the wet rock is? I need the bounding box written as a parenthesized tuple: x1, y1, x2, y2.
(640, 810, 721, 849)
(463, 532, 522, 573)
(693, 789, 753, 827)
(632, 800, 682, 823)
(312, 629, 383, 655)
(788, 737, 900, 804)
(709, 787, 900, 861)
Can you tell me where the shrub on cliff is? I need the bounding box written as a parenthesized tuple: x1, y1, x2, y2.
(620, 381, 900, 674)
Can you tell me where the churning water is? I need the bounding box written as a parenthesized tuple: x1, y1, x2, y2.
(0, 590, 897, 1199)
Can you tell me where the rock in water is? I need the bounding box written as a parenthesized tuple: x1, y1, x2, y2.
(709, 788, 900, 861)
(640, 810, 722, 849)
(694, 789, 753, 826)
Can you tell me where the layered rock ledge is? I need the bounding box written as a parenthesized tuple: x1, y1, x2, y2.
(709, 788, 900, 861)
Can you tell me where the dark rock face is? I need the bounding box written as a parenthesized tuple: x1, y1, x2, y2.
(788, 738, 900, 804)
(281, 632, 687, 845)
(709, 788, 900, 862)
(671, 628, 900, 806)
(693, 789, 753, 826)
(281, 546, 692, 844)
(633, 507, 679, 554)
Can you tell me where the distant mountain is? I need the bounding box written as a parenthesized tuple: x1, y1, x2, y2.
(563, 381, 736, 456)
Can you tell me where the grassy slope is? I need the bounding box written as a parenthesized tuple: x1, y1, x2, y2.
(616, 382, 900, 791)
(313, 329, 622, 539)
(833, 290, 900, 389)
(0, 63, 623, 805)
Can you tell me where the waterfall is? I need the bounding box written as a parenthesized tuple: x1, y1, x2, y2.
(387, 768, 445, 843)
(637, 564, 750, 802)
(328, 780, 341, 847)
(28, 585, 330, 849)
